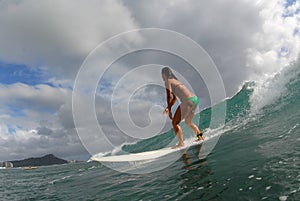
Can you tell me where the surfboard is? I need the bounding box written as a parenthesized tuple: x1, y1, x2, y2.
(91, 139, 204, 162)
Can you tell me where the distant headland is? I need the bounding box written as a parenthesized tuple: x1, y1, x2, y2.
(0, 154, 80, 168)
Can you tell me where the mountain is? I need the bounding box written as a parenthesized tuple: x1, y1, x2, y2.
(9, 154, 68, 167)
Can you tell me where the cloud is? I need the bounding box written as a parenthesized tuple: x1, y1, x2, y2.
(122, 0, 299, 95)
(0, 83, 90, 161)
(0, 83, 71, 135)
(0, 125, 88, 161)
(0, 0, 139, 78)
(122, 0, 262, 96)
(0, 0, 142, 160)
(0, 83, 69, 112)
(247, 0, 300, 76)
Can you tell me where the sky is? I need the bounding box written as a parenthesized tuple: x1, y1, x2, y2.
(0, 0, 299, 161)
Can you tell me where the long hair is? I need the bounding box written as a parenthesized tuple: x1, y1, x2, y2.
(161, 67, 178, 80)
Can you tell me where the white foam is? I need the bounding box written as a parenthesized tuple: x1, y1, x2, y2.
(279, 195, 288, 201)
(248, 175, 255, 179)
(249, 61, 300, 115)
(88, 151, 111, 161)
(290, 189, 297, 194)
(89, 141, 136, 161)
(288, 123, 299, 134)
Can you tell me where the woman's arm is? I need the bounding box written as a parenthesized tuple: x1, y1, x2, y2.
(166, 89, 177, 110)
(164, 80, 177, 119)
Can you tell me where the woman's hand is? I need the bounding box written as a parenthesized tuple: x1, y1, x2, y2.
(163, 108, 173, 120)
(163, 108, 169, 116)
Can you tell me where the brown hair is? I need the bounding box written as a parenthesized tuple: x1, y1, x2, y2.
(161, 67, 178, 80)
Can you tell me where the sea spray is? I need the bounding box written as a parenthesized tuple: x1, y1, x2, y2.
(249, 59, 300, 115)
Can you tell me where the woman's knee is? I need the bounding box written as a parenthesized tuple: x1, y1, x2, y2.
(172, 120, 180, 131)
(172, 120, 178, 127)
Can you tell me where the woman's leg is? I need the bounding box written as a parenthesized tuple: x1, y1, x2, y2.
(172, 102, 189, 148)
(185, 108, 203, 140)
(185, 111, 201, 134)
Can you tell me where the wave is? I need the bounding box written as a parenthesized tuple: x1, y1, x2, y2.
(90, 58, 300, 158)
(119, 81, 254, 154)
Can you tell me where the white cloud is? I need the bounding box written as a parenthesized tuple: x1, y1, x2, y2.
(122, 0, 262, 95)
(0, 0, 142, 160)
(247, 0, 300, 76)
(123, 0, 299, 94)
(0, 83, 69, 111)
(0, 125, 88, 161)
(0, 82, 93, 160)
(0, 83, 71, 135)
(0, 0, 139, 77)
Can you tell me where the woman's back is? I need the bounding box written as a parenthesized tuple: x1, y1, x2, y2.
(168, 78, 194, 101)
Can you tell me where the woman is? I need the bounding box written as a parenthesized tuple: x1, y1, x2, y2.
(162, 67, 204, 148)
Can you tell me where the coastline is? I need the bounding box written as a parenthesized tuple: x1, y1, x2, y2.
(0, 154, 83, 169)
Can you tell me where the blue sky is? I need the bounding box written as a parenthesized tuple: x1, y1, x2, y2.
(0, 62, 49, 85)
(285, 0, 297, 7)
(5, 103, 26, 117)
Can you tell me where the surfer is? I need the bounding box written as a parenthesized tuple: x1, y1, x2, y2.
(161, 67, 204, 149)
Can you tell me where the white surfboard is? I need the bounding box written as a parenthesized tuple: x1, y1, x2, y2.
(91, 139, 204, 162)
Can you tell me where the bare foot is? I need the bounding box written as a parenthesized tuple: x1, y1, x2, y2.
(172, 144, 184, 149)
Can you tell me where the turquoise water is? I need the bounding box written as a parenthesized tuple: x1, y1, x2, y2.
(1, 62, 300, 200)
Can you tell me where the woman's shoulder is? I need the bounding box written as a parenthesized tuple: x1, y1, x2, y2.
(168, 78, 182, 86)
(167, 78, 179, 84)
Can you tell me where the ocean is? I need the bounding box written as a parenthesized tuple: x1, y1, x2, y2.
(1, 61, 299, 201)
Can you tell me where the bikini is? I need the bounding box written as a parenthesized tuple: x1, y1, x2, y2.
(172, 83, 200, 109)
(184, 96, 200, 109)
